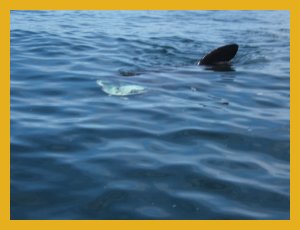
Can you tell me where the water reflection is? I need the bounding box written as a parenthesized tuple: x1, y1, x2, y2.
(203, 63, 235, 72)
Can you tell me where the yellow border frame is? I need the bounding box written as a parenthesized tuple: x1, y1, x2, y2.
(1, 0, 298, 228)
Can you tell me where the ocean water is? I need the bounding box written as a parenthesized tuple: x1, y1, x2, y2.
(10, 11, 290, 220)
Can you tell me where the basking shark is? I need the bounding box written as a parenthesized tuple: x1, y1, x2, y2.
(96, 80, 145, 96)
(198, 43, 239, 66)
(97, 43, 239, 96)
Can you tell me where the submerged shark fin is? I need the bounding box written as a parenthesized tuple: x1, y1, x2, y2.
(198, 43, 239, 65)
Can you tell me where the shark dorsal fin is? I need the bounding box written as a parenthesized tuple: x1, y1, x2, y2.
(199, 44, 239, 65)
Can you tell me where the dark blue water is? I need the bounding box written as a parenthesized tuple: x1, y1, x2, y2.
(10, 11, 290, 220)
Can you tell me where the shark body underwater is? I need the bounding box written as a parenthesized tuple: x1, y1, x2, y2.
(97, 43, 239, 96)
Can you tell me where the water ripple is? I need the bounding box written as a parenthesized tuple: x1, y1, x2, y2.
(11, 10, 289, 219)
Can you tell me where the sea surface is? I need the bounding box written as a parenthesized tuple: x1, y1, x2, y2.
(10, 11, 290, 220)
